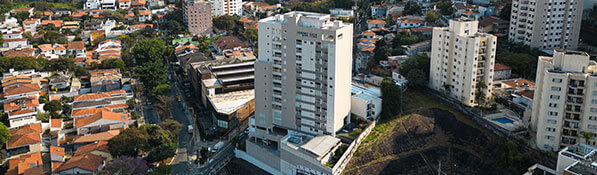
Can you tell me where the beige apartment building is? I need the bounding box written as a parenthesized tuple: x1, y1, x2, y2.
(508, 0, 584, 50)
(429, 18, 497, 106)
(210, 0, 243, 16)
(184, 0, 213, 35)
(532, 50, 597, 151)
(247, 11, 353, 175)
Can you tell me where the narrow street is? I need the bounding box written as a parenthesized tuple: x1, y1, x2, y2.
(168, 71, 198, 175)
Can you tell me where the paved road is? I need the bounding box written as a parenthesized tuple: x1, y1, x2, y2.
(143, 104, 160, 125)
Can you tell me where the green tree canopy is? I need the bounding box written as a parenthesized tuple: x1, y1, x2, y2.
(108, 128, 149, 157)
(42, 31, 67, 44)
(373, 40, 389, 61)
(405, 68, 426, 88)
(213, 15, 238, 32)
(137, 60, 168, 89)
(151, 84, 171, 97)
(145, 142, 176, 163)
(132, 38, 167, 65)
(14, 11, 30, 24)
(425, 11, 440, 22)
(43, 100, 62, 117)
(438, 1, 456, 16)
(100, 58, 126, 71)
(381, 77, 402, 119)
(499, 3, 511, 21)
(160, 119, 182, 136)
(0, 122, 9, 146)
(404, 1, 422, 15)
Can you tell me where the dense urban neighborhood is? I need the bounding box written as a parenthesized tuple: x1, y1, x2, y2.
(0, 0, 596, 174)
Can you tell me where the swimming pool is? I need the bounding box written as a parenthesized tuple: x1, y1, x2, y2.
(492, 117, 514, 124)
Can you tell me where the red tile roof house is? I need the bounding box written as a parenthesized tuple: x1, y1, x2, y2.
(72, 130, 120, 149)
(71, 89, 127, 110)
(74, 110, 128, 135)
(53, 153, 106, 175)
(50, 146, 65, 163)
(493, 63, 512, 80)
(5, 123, 43, 156)
(367, 19, 386, 29)
(6, 152, 43, 175)
(4, 96, 39, 128)
(68, 41, 86, 58)
(2, 83, 41, 100)
(74, 140, 112, 160)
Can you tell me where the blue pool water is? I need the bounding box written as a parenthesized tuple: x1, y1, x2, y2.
(492, 117, 514, 124)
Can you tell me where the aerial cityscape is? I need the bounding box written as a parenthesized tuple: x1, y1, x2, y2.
(0, 0, 597, 174)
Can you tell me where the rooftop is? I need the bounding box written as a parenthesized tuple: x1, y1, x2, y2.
(284, 134, 341, 159)
(74, 140, 109, 156)
(75, 110, 128, 128)
(7, 152, 43, 175)
(53, 154, 106, 173)
(73, 130, 120, 143)
(208, 89, 254, 115)
(3, 84, 40, 97)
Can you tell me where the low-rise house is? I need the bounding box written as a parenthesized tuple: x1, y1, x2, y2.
(118, 0, 131, 9)
(85, 0, 100, 9)
(62, 21, 80, 32)
(329, 8, 354, 17)
(138, 10, 152, 22)
(4, 96, 39, 128)
(403, 40, 430, 57)
(454, 3, 478, 16)
(50, 119, 63, 132)
(53, 154, 106, 175)
(478, 16, 508, 34)
(127, 24, 153, 32)
(493, 63, 512, 80)
(89, 69, 122, 93)
(6, 152, 43, 175)
(100, 0, 117, 10)
(49, 73, 72, 91)
(351, 82, 382, 120)
(10, 7, 34, 17)
(22, 18, 40, 35)
(93, 39, 121, 60)
(513, 89, 534, 108)
(72, 11, 88, 20)
(2, 48, 35, 58)
(71, 90, 128, 110)
(38, 44, 56, 59)
(3, 83, 40, 100)
(41, 20, 63, 28)
(75, 110, 128, 135)
(371, 5, 387, 17)
(72, 129, 120, 146)
(397, 19, 424, 29)
(6, 123, 43, 156)
(1, 38, 28, 51)
(50, 146, 65, 163)
(68, 41, 86, 57)
(132, 0, 146, 8)
(212, 36, 255, 60)
(74, 140, 112, 160)
(367, 19, 386, 29)
(278, 135, 344, 175)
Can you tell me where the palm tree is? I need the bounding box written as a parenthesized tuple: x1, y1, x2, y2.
(583, 130, 594, 144)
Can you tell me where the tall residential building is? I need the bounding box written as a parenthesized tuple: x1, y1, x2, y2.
(531, 50, 597, 151)
(184, 0, 213, 35)
(508, 0, 584, 50)
(429, 18, 497, 106)
(210, 0, 243, 16)
(247, 11, 353, 175)
(253, 11, 353, 137)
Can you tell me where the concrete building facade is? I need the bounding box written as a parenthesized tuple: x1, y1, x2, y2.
(508, 0, 584, 50)
(429, 18, 497, 106)
(210, 0, 242, 16)
(184, 0, 213, 36)
(531, 50, 597, 151)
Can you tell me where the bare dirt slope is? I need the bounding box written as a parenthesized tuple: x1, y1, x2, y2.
(344, 108, 549, 175)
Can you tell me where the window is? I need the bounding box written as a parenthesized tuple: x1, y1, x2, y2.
(551, 86, 561, 91)
(592, 108, 597, 113)
(548, 111, 558, 116)
(550, 95, 560, 100)
(547, 119, 557, 124)
(545, 135, 554, 140)
(552, 78, 562, 83)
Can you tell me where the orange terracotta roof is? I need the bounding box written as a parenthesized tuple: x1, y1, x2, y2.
(72, 107, 111, 117)
(43, 11, 52, 16)
(41, 20, 63, 27)
(73, 130, 120, 143)
(494, 63, 511, 71)
(68, 41, 85, 50)
(463, 10, 476, 14)
(362, 31, 376, 35)
(38, 44, 53, 51)
(73, 93, 110, 102)
(2, 38, 27, 42)
(2, 79, 33, 87)
(53, 154, 106, 173)
(129, 24, 153, 28)
(90, 9, 103, 13)
(6, 132, 41, 149)
(10, 123, 42, 136)
(516, 89, 534, 99)
(72, 12, 88, 18)
(133, 0, 146, 5)
(50, 119, 63, 128)
(124, 13, 135, 18)
(502, 79, 535, 88)
(1, 75, 30, 82)
(91, 14, 100, 18)
(3, 84, 40, 97)
(139, 10, 151, 16)
(118, 0, 131, 2)
(23, 18, 40, 24)
(7, 152, 43, 175)
(411, 27, 433, 32)
(11, 7, 33, 12)
(89, 69, 120, 76)
(50, 146, 65, 156)
(402, 19, 424, 23)
(3, 97, 38, 111)
(8, 108, 36, 116)
(54, 44, 66, 50)
(367, 19, 386, 24)
(239, 17, 253, 23)
(75, 111, 128, 128)
(106, 90, 126, 95)
(52, 162, 63, 172)
(361, 46, 375, 52)
(74, 141, 109, 156)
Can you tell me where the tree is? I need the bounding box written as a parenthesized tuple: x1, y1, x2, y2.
(399, 55, 430, 79)
(101, 58, 126, 70)
(137, 60, 167, 89)
(404, 1, 422, 15)
(475, 80, 488, 104)
(0, 32, 3, 46)
(108, 128, 149, 157)
(0, 112, 8, 126)
(100, 10, 124, 22)
(381, 77, 402, 119)
(373, 40, 389, 61)
(496, 52, 537, 79)
(42, 31, 67, 44)
(425, 11, 440, 23)
(438, 1, 455, 16)
(14, 11, 30, 24)
(584, 131, 594, 143)
(213, 15, 237, 32)
(145, 143, 176, 163)
(151, 84, 171, 96)
(31, 1, 54, 11)
(140, 124, 174, 147)
(45, 57, 75, 72)
(0, 122, 9, 146)
(243, 27, 258, 44)
(132, 38, 167, 65)
(160, 119, 182, 135)
(61, 104, 72, 117)
(74, 65, 89, 77)
(405, 69, 426, 88)
(43, 100, 62, 117)
(100, 156, 149, 175)
(499, 3, 512, 21)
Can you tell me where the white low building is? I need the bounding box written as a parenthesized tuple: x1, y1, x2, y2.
(351, 83, 382, 120)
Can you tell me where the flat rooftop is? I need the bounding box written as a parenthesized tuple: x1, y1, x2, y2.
(283, 134, 340, 159)
(208, 89, 254, 115)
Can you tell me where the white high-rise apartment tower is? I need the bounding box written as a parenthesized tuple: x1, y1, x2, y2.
(253, 11, 353, 138)
(508, 0, 584, 50)
(210, 0, 242, 16)
(429, 18, 497, 106)
(532, 50, 597, 151)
